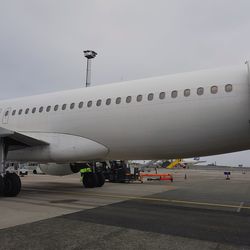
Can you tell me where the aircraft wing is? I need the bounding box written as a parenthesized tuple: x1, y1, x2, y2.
(193, 160, 206, 164)
(0, 127, 49, 150)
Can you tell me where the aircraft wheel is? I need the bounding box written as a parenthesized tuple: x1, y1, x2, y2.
(82, 173, 98, 188)
(0, 175, 4, 196)
(96, 173, 105, 187)
(4, 173, 21, 197)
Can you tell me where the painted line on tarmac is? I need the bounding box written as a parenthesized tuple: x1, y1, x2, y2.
(237, 202, 244, 213)
(22, 187, 250, 211)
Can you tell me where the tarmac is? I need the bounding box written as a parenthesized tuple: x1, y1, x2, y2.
(0, 168, 250, 250)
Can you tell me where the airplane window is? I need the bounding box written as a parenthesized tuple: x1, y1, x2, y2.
(211, 86, 218, 94)
(106, 98, 111, 105)
(184, 89, 190, 97)
(18, 109, 23, 115)
(126, 96, 132, 103)
(32, 107, 36, 113)
(78, 102, 83, 109)
(54, 105, 59, 111)
(5, 111, 9, 116)
(96, 99, 102, 107)
(197, 87, 204, 96)
(225, 84, 233, 92)
(25, 108, 29, 114)
(70, 103, 75, 109)
(62, 104, 67, 110)
(148, 93, 154, 101)
(39, 107, 43, 113)
(87, 101, 92, 107)
(116, 97, 121, 104)
(171, 90, 178, 98)
(46, 106, 51, 112)
(137, 95, 143, 102)
(12, 110, 16, 116)
(159, 92, 165, 99)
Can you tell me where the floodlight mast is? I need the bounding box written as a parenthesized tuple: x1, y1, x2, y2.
(84, 50, 97, 87)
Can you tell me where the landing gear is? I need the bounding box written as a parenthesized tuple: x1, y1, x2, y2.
(82, 172, 105, 188)
(0, 175, 4, 195)
(0, 138, 21, 197)
(82, 172, 98, 188)
(96, 172, 105, 187)
(3, 173, 21, 197)
(80, 162, 106, 188)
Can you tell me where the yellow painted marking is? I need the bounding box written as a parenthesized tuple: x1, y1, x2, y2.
(22, 188, 250, 210)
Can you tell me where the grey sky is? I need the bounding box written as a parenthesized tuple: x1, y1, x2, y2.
(0, 0, 250, 166)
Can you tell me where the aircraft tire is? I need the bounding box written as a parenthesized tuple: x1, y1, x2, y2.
(4, 173, 21, 197)
(96, 172, 105, 187)
(82, 173, 98, 188)
(0, 175, 4, 196)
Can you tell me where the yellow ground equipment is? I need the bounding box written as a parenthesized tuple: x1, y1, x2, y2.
(167, 159, 182, 169)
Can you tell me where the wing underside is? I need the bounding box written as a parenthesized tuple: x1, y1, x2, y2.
(0, 127, 49, 150)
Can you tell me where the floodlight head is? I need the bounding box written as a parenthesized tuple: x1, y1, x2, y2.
(84, 50, 97, 59)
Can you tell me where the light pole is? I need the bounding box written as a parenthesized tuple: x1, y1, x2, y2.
(84, 50, 97, 87)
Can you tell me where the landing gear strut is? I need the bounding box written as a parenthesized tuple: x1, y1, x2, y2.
(0, 138, 21, 197)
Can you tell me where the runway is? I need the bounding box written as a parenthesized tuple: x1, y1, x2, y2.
(0, 168, 250, 249)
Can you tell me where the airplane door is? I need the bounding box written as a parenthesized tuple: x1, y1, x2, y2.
(2, 107, 11, 124)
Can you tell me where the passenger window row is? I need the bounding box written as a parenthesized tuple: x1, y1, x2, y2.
(8, 84, 233, 117)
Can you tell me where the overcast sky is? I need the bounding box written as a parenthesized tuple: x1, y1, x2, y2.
(0, 0, 250, 166)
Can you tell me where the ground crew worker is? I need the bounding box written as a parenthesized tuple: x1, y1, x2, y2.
(80, 166, 92, 182)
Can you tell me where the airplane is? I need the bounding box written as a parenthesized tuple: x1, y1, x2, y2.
(0, 61, 250, 197)
(181, 158, 206, 166)
(151, 158, 206, 169)
(137, 160, 163, 168)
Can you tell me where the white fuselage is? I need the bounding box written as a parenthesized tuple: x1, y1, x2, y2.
(2, 64, 250, 162)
